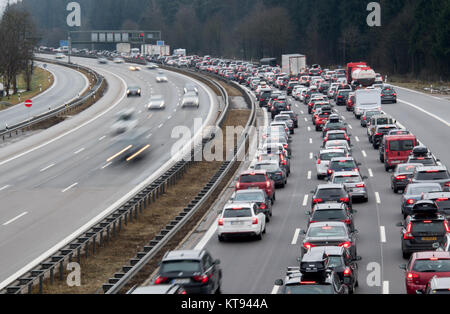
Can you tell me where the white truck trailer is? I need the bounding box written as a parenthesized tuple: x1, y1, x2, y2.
(282, 54, 306, 76)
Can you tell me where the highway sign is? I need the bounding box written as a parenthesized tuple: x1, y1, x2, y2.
(25, 99, 32, 108)
(157, 41, 165, 46)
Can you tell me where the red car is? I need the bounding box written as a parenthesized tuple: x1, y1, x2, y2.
(401, 251, 450, 294)
(236, 170, 276, 203)
(314, 111, 332, 131)
(346, 94, 356, 112)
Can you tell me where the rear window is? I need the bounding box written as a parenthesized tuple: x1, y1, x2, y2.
(311, 209, 347, 221)
(330, 161, 356, 169)
(416, 171, 450, 181)
(378, 127, 397, 134)
(397, 165, 419, 173)
(319, 112, 331, 118)
(411, 221, 446, 234)
(234, 192, 265, 202)
(383, 89, 395, 95)
(161, 260, 201, 273)
(327, 256, 344, 268)
(328, 134, 346, 140)
(412, 259, 450, 272)
(389, 140, 415, 151)
(223, 208, 252, 218)
(408, 185, 442, 195)
(308, 225, 347, 237)
(320, 152, 346, 161)
(255, 164, 279, 172)
(409, 157, 436, 166)
(333, 175, 360, 184)
(316, 188, 346, 199)
(240, 174, 266, 183)
(261, 91, 272, 98)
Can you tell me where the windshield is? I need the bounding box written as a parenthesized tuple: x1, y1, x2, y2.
(327, 256, 344, 268)
(161, 260, 201, 273)
(411, 221, 446, 235)
(308, 225, 347, 237)
(254, 164, 279, 172)
(389, 140, 415, 152)
(412, 259, 450, 272)
(416, 171, 449, 181)
(240, 174, 266, 183)
(397, 165, 419, 173)
(330, 161, 356, 169)
(223, 208, 252, 218)
(234, 192, 265, 202)
(408, 185, 442, 195)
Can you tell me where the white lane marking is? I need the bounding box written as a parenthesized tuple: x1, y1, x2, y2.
(369, 169, 374, 177)
(101, 162, 112, 170)
(167, 115, 172, 120)
(398, 99, 450, 127)
(138, 110, 142, 114)
(99, 136, 106, 141)
(342, 116, 346, 120)
(158, 123, 164, 129)
(309, 138, 313, 144)
(307, 171, 312, 180)
(383, 281, 389, 294)
(40, 164, 55, 172)
(3, 212, 28, 226)
(173, 108, 177, 113)
(271, 285, 280, 294)
(194, 219, 218, 251)
(0, 68, 128, 168)
(375, 192, 381, 204)
(309, 153, 313, 160)
(146, 133, 153, 139)
(362, 150, 367, 158)
(62, 182, 78, 193)
(348, 124, 353, 129)
(0, 185, 11, 191)
(302, 195, 309, 207)
(74, 148, 85, 155)
(300, 110, 304, 114)
(295, 104, 299, 108)
(304, 117, 308, 122)
(380, 226, 386, 243)
(355, 136, 360, 142)
(291, 228, 301, 245)
(307, 126, 311, 132)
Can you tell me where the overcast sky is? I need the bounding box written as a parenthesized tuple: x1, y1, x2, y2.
(0, 0, 20, 15)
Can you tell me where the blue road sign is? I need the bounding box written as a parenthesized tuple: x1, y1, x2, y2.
(60, 40, 69, 47)
(157, 41, 165, 46)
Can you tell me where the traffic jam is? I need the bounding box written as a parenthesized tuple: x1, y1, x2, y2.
(196, 56, 450, 294)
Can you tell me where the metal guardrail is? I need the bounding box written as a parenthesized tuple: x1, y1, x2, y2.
(102, 68, 256, 294)
(0, 57, 106, 141)
(0, 67, 237, 295)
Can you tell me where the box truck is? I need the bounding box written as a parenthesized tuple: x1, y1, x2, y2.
(282, 54, 306, 76)
(354, 88, 382, 119)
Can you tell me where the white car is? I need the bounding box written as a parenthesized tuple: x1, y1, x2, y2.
(111, 109, 138, 135)
(315, 149, 347, 180)
(324, 140, 352, 154)
(156, 71, 168, 83)
(55, 53, 65, 59)
(217, 202, 266, 241)
(181, 92, 199, 108)
(113, 57, 125, 64)
(148, 95, 165, 110)
(147, 63, 159, 70)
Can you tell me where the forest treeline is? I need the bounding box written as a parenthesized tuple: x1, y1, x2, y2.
(12, 0, 450, 78)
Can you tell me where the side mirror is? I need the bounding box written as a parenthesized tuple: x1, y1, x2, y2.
(310, 190, 315, 194)
(396, 222, 404, 228)
(357, 163, 362, 166)
(399, 264, 407, 271)
(297, 257, 302, 262)
(274, 279, 283, 286)
(301, 230, 306, 235)
(362, 176, 368, 180)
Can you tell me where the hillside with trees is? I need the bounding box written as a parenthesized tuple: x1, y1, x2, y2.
(13, 0, 450, 79)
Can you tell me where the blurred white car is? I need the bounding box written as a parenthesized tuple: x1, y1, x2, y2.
(217, 202, 266, 241)
(55, 53, 65, 59)
(147, 63, 159, 70)
(148, 95, 166, 110)
(156, 71, 168, 83)
(113, 57, 125, 64)
(111, 108, 138, 135)
(181, 92, 199, 108)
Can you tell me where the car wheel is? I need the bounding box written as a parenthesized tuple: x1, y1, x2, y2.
(385, 164, 390, 172)
(215, 285, 222, 294)
(364, 197, 369, 203)
(256, 232, 263, 241)
(402, 251, 409, 259)
(265, 215, 270, 223)
(393, 186, 399, 194)
(263, 225, 266, 234)
(218, 235, 225, 242)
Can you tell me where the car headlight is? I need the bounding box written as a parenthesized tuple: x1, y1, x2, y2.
(160, 102, 165, 107)
(127, 90, 130, 94)
(138, 89, 141, 94)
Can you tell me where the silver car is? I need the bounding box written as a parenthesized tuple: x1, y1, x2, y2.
(330, 171, 369, 202)
(148, 95, 166, 110)
(324, 140, 352, 154)
(181, 92, 199, 108)
(315, 149, 347, 180)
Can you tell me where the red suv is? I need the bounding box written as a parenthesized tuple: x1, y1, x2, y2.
(382, 134, 419, 171)
(236, 170, 276, 204)
(400, 251, 450, 294)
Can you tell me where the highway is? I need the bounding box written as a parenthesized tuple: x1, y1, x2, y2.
(0, 56, 219, 288)
(0, 62, 88, 128)
(189, 83, 450, 294)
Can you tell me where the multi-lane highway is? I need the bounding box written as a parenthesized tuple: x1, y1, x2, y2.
(185, 83, 450, 294)
(0, 62, 88, 128)
(0, 56, 219, 288)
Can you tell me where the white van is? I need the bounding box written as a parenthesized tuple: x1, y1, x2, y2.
(354, 88, 381, 119)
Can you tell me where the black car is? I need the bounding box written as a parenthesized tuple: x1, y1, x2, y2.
(391, 163, 423, 193)
(309, 246, 360, 294)
(271, 101, 290, 119)
(301, 221, 358, 259)
(372, 125, 398, 149)
(258, 89, 272, 107)
(257, 152, 291, 177)
(397, 200, 450, 259)
(407, 146, 440, 166)
(154, 250, 222, 294)
(254, 161, 287, 189)
(127, 85, 142, 97)
(229, 189, 272, 221)
(422, 192, 450, 220)
(411, 166, 450, 192)
(306, 203, 355, 232)
(335, 90, 352, 106)
(274, 252, 349, 294)
(401, 183, 443, 218)
(128, 284, 186, 294)
(310, 184, 353, 212)
(381, 85, 397, 103)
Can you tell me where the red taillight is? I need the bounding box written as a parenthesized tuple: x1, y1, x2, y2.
(266, 180, 271, 189)
(313, 198, 323, 204)
(343, 219, 352, 225)
(445, 221, 450, 233)
(218, 218, 224, 226)
(404, 223, 414, 240)
(284, 144, 288, 149)
(340, 197, 350, 203)
(339, 241, 351, 248)
(236, 181, 240, 189)
(406, 199, 415, 205)
(445, 182, 450, 187)
(317, 159, 321, 165)
(356, 184, 365, 188)
(193, 275, 209, 283)
(344, 267, 352, 276)
(154, 276, 168, 284)
(252, 217, 258, 225)
(328, 169, 333, 175)
(407, 272, 419, 281)
(396, 175, 407, 180)
(304, 242, 316, 250)
(260, 203, 267, 210)
(375, 133, 382, 136)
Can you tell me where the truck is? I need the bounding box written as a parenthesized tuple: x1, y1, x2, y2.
(282, 54, 306, 76)
(117, 43, 131, 55)
(141, 44, 170, 57)
(173, 48, 187, 57)
(347, 62, 376, 87)
(353, 88, 382, 119)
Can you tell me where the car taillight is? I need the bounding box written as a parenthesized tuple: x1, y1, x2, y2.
(192, 275, 209, 283)
(304, 242, 316, 250)
(445, 221, 450, 233)
(407, 272, 419, 281)
(266, 180, 271, 188)
(356, 184, 365, 188)
(344, 267, 352, 276)
(343, 219, 352, 225)
(375, 133, 382, 136)
(236, 182, 240, 189)
(252, 217, 258, 225)
(340, 197, 350, 203)
(260, 203, 267, 210)
(328, 169, 333, 175)
(317, 159, 321, 165)
(404, 223, 414, 239)
(284, 144, 288, 149)
(154, 276, 168, 284)
(406, 199, 415, 205)
(396, 175, 407, 180)
(218, 218, 224, 226)
(313, 198, 323, 204)
(339, 241, 351, 248)
(445, 182, 450, 187)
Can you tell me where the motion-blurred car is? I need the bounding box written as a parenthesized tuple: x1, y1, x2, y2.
(148, 95, 166, 110)
(129, 66, 141, 71)
(181, 92, 199, 108)
(113, 57, 125, 63)
(156, 71, 168, 83)
(111, 109, 138, 135)
(184, 83, 199, 95)
(147, 63, 159, 70)
(127, 85, 141, 97)
(98, 57, 108, 64)
(55, 53, 65, 59)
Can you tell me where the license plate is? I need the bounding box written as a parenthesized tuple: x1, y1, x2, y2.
(231, 221, 244, 225)
(172, 279, 190, 284)
(249, 187, 260, 190)
(422, 237, 437, 241)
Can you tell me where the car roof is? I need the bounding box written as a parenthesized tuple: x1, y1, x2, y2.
(163, 250, 203, 261)
(317, 183, 345, 189)
(314, 203, 346, 210)
(413, 251, 450, 259)
(326, 130, 347, 134)
(385, 134, 416, 140)
(309, 221, 347, 228)
(416, 166, 447, 172)
(235, 189, 265, 195)
(330, 157, 354, 162)
(240, 169, 267, 175)
(131, 285, 175, 294)
(224, 202, 254, 210)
